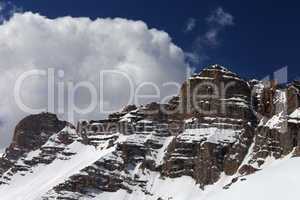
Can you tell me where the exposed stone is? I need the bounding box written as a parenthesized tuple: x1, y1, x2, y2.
(1, 64, 300, 199)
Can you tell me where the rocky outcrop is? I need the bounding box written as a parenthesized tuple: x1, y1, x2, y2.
(0, 113, 70, 183)
(7, 113, 67, 158)
(43, 102, 176, 198)
(1, 64, 300, 199)
(162, 64, 255, 187)
(238, 81, 300, 174)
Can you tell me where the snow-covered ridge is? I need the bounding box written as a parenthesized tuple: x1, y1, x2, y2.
(189, 64, 244, 82)
(0, 65, 300, 200)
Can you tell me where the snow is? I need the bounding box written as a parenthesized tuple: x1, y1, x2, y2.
(1, 129, 300, 200)
(178, 128, 239, 144)
(289, 108, 300, 119)
(88, 157, 300, 200)
(154, 136, 174, 166)
(222, 75, 241, 81)
(260, 112, 287, 131)
(208, 157, 300, 200)
(137, 119, 153, 124)
(189, 76, 214, 80)
(0, 138, 118, 200)
(288, 107, 300, 124)
(259, 89, 288, 132)
(91, 174, 206, 200)
(119, 113, 136, 122)
(184, 117, 197, 123)
(2, 95, 300, 200)
(226, 100, 249, 108)
(124, 133, 152, 146)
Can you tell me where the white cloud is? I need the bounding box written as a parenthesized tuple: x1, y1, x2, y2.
(188, 6, 234, 65)
(206, 7, 234, 27)
(0, 1, 5, 22)
(0, 1, 22, 23)
(203, 7, 234, 46)
(0, 12, 188, 149)
(184, 18, 196, 33)
(0, 3, 4, 12)
(203, 29, 219, 46)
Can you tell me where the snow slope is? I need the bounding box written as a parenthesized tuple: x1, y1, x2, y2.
(88, 157, 300, 200)
(208, 157, 300, 200)
(0, 140, 116, 200)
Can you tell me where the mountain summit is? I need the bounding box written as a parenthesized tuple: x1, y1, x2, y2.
(0, 65, 300, 200)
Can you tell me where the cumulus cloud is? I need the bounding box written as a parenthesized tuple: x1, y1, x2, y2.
(0, 12, 188, 149)
(184, 18, 196, 33)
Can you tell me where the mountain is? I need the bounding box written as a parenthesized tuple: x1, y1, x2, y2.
(0, 64, 300, 200)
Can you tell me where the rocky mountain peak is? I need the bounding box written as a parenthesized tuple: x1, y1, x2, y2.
(11, 112, 67, 151)
(292, 80, 300, 90)
(0, 65, 300, 200)
(204, 64, 231, 72)
(1, 112, 68, 164)
(191, 64, 241, 81)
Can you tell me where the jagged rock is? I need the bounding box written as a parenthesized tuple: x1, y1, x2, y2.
(122, 104, 138, 113)
(163, 64, 255, 186)
(287, 82, 300, 114)
(1, 64, 300, 199)
(0, 113, 75, 182)
(238, 164, 259, 176)
(9, 112, 67, 153)
(239, 82, 300, 171)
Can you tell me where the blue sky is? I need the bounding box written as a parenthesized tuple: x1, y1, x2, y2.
(0, 0, 299, 149)
(5, 0, 300, 80)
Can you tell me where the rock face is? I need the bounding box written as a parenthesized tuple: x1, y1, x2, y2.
(0, 113, 68, 179)
(10, 112, 67, 151)
(0, 64, 300, 199)
(50, 102, 177, 198)
(163, 64, 255, 187)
